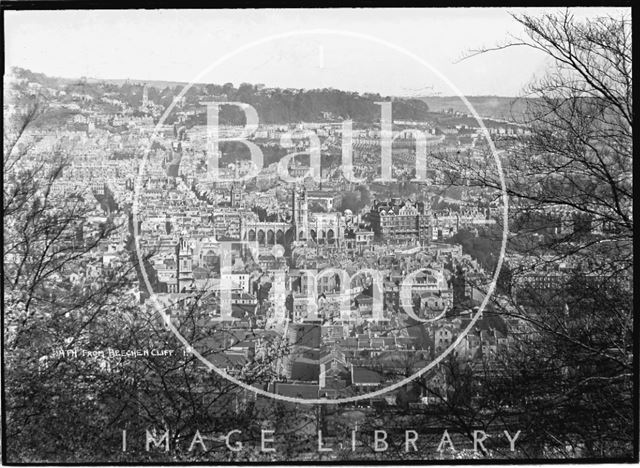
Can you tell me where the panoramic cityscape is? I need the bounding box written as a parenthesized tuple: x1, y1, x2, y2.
(2, 7, 634, 464)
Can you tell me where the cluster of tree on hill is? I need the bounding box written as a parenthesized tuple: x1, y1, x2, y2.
(12, 67, 430, 124)
(194, 83, 431, 124)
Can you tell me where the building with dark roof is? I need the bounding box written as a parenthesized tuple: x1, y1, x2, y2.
(350, 366, 382, 388)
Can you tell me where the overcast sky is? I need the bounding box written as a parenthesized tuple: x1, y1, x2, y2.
(4, 8, 629, 96)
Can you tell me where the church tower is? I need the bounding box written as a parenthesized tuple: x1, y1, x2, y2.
(230, 183, 242, 208)
(292, 187, 308, 241)
(177, 234, 194, 291)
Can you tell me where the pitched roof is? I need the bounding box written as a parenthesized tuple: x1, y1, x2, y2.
(351, 366, 382, 385)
